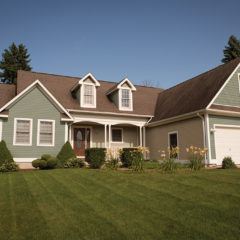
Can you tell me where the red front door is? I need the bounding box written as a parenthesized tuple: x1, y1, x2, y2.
(73, 128, 91, 156)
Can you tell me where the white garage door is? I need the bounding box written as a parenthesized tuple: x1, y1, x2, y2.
(215, 126, 240, 165)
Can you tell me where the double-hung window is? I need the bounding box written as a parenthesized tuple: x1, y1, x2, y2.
(37, 120, 55, 146)
(81, 83, 96, 108)
(14, 118, 32, 145)
(120, 89, 132, 110)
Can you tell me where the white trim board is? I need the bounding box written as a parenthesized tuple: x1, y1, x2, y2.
(206, 63, 240, 109)
(0, 80, 73, 121)
(14, 158, 36, 163)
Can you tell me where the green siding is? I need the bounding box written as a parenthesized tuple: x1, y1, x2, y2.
(2, 86, 65, 159)
(208, 114, 240, 159)
(76, 88, 80, 103)
(111, 91, 119, 107)
(214, 65, 240, 106)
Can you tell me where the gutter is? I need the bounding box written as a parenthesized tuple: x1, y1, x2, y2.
(197, 113, 207, 166)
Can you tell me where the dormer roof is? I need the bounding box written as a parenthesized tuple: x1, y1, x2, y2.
(106, 78, 136, 95)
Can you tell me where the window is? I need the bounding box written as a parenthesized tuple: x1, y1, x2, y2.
(120, 88, 132, 111)
(112, 128, 123, 142)
(14, 118, 32, 145)
(168, 131, 178, 158)
(81, 83, 96, 108)
(37, 120, 55, 146)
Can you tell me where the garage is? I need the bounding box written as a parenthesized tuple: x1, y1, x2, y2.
(214, 126, 240, 165)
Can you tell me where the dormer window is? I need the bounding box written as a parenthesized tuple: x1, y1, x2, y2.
(71, 73, 100, 109)
(121, 88, 132, 110)
(83, 84, 94, 105)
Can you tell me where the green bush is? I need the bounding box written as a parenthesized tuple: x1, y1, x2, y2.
(130, 150, 144, 172)
(47, 157, 57, 169)
(188, 158, 204, 171)
(0, 162, 19, 172)
(0, 140, 13, 166)
(120, 148, 138, 167)
(39, 160, 47, 169)
(32, 159, 41, 168)
(57, 141, 76, 167)
(160, 158, 178, 172)
(105, 158, 120, 170)
(222, 157, 237, 169)
(41, 154, 52, 161)
(32, 156, 57, 170)
(64, 158, 85, 168)
(85, 148, 106, 169)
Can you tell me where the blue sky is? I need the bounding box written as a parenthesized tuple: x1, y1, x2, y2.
(1, 0, 240, 89)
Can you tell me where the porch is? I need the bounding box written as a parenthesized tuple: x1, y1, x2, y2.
(68, 120, 146, 158)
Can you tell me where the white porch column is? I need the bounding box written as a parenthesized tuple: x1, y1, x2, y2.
(108, 124, 111, 148)
(104, 124, 107, 148)
(139, 126, 143, 146)
(143, 126, 146, 147)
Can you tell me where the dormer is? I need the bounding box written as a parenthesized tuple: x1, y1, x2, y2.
(107, 78, 136, 111)
(71, 73, 100, 108)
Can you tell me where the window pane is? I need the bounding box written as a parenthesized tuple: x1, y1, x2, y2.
(121, 89, 130, 108)
(16, 120, 30, 144)
(39, 121, 53, 145)
(112, 129, 122, 142)
(84, 85, 94, 105)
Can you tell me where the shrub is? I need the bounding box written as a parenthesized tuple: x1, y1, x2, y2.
(0, 140, 13, 166)
(159, 147, 180, 173)
(222, 157, 237, 169)
(105, 158, 120, 170)
(39, 160, 48, 169)
(41, 154, 52, 161)
(0, 162, 19, 172)
(57, 141, 76, 167)
(64, 158, 85, 168)
(32, 159, 41, 168)
(47, 157, 57, 169)
(186, 146, 207, 171)
(120, 148, 138, 167)
(85, 148, 106, 169)
(32, 156, 57, 170)
(130, 150, 144, 172)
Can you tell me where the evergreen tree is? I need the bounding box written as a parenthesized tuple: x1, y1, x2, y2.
(222, 35, 240, 63)
(57, 141, 76, 167)
(0, 43, 32, 84)
(0, 140, 13, 166)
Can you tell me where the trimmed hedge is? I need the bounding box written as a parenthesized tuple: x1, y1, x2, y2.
(0, 140, 13, 166)
(85, 148, 106, 169)
(120, 148, 138, 167)
(32, 156, 57, 170)
(57, 141, 76, 167)
(64, 158, 85, 168)
(0, 162, 19, 172)
(222, 157, 237, 169)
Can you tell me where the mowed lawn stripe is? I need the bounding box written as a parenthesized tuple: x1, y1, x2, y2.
(51, 170, 213, 240)
(25, 170, 127, 240)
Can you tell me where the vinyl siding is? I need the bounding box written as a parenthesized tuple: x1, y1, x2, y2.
(146, 117, 204, 160)
(2, 86, 65, 159)
(214, 65, 240, 106)
(208, 114, 240, 160)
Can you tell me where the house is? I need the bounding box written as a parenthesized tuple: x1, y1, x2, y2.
(1, 58, 240, 168)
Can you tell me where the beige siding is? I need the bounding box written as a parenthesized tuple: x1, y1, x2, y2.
(146, 117, 204, 160)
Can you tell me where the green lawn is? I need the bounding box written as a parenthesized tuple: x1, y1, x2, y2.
(0, 169, 240, 240)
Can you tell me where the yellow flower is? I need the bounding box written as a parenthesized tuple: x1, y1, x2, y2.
(194, 151, 198, 155)
(186, 148, 189, 152)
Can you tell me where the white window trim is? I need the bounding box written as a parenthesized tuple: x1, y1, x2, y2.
(13, 118, 33, 146)
(119, 87, 133, 111)
(168, 131, 179, 159)
(37, 119, 55, 147)
(111, 127, 123, 143)
(80, 83, 97, 108)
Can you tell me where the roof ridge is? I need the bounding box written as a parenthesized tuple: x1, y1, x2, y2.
(18, 70, 164, 90)
(158, 58, 240, 95)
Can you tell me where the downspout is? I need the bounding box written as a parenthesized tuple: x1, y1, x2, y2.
(197, 113, 207, 166)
